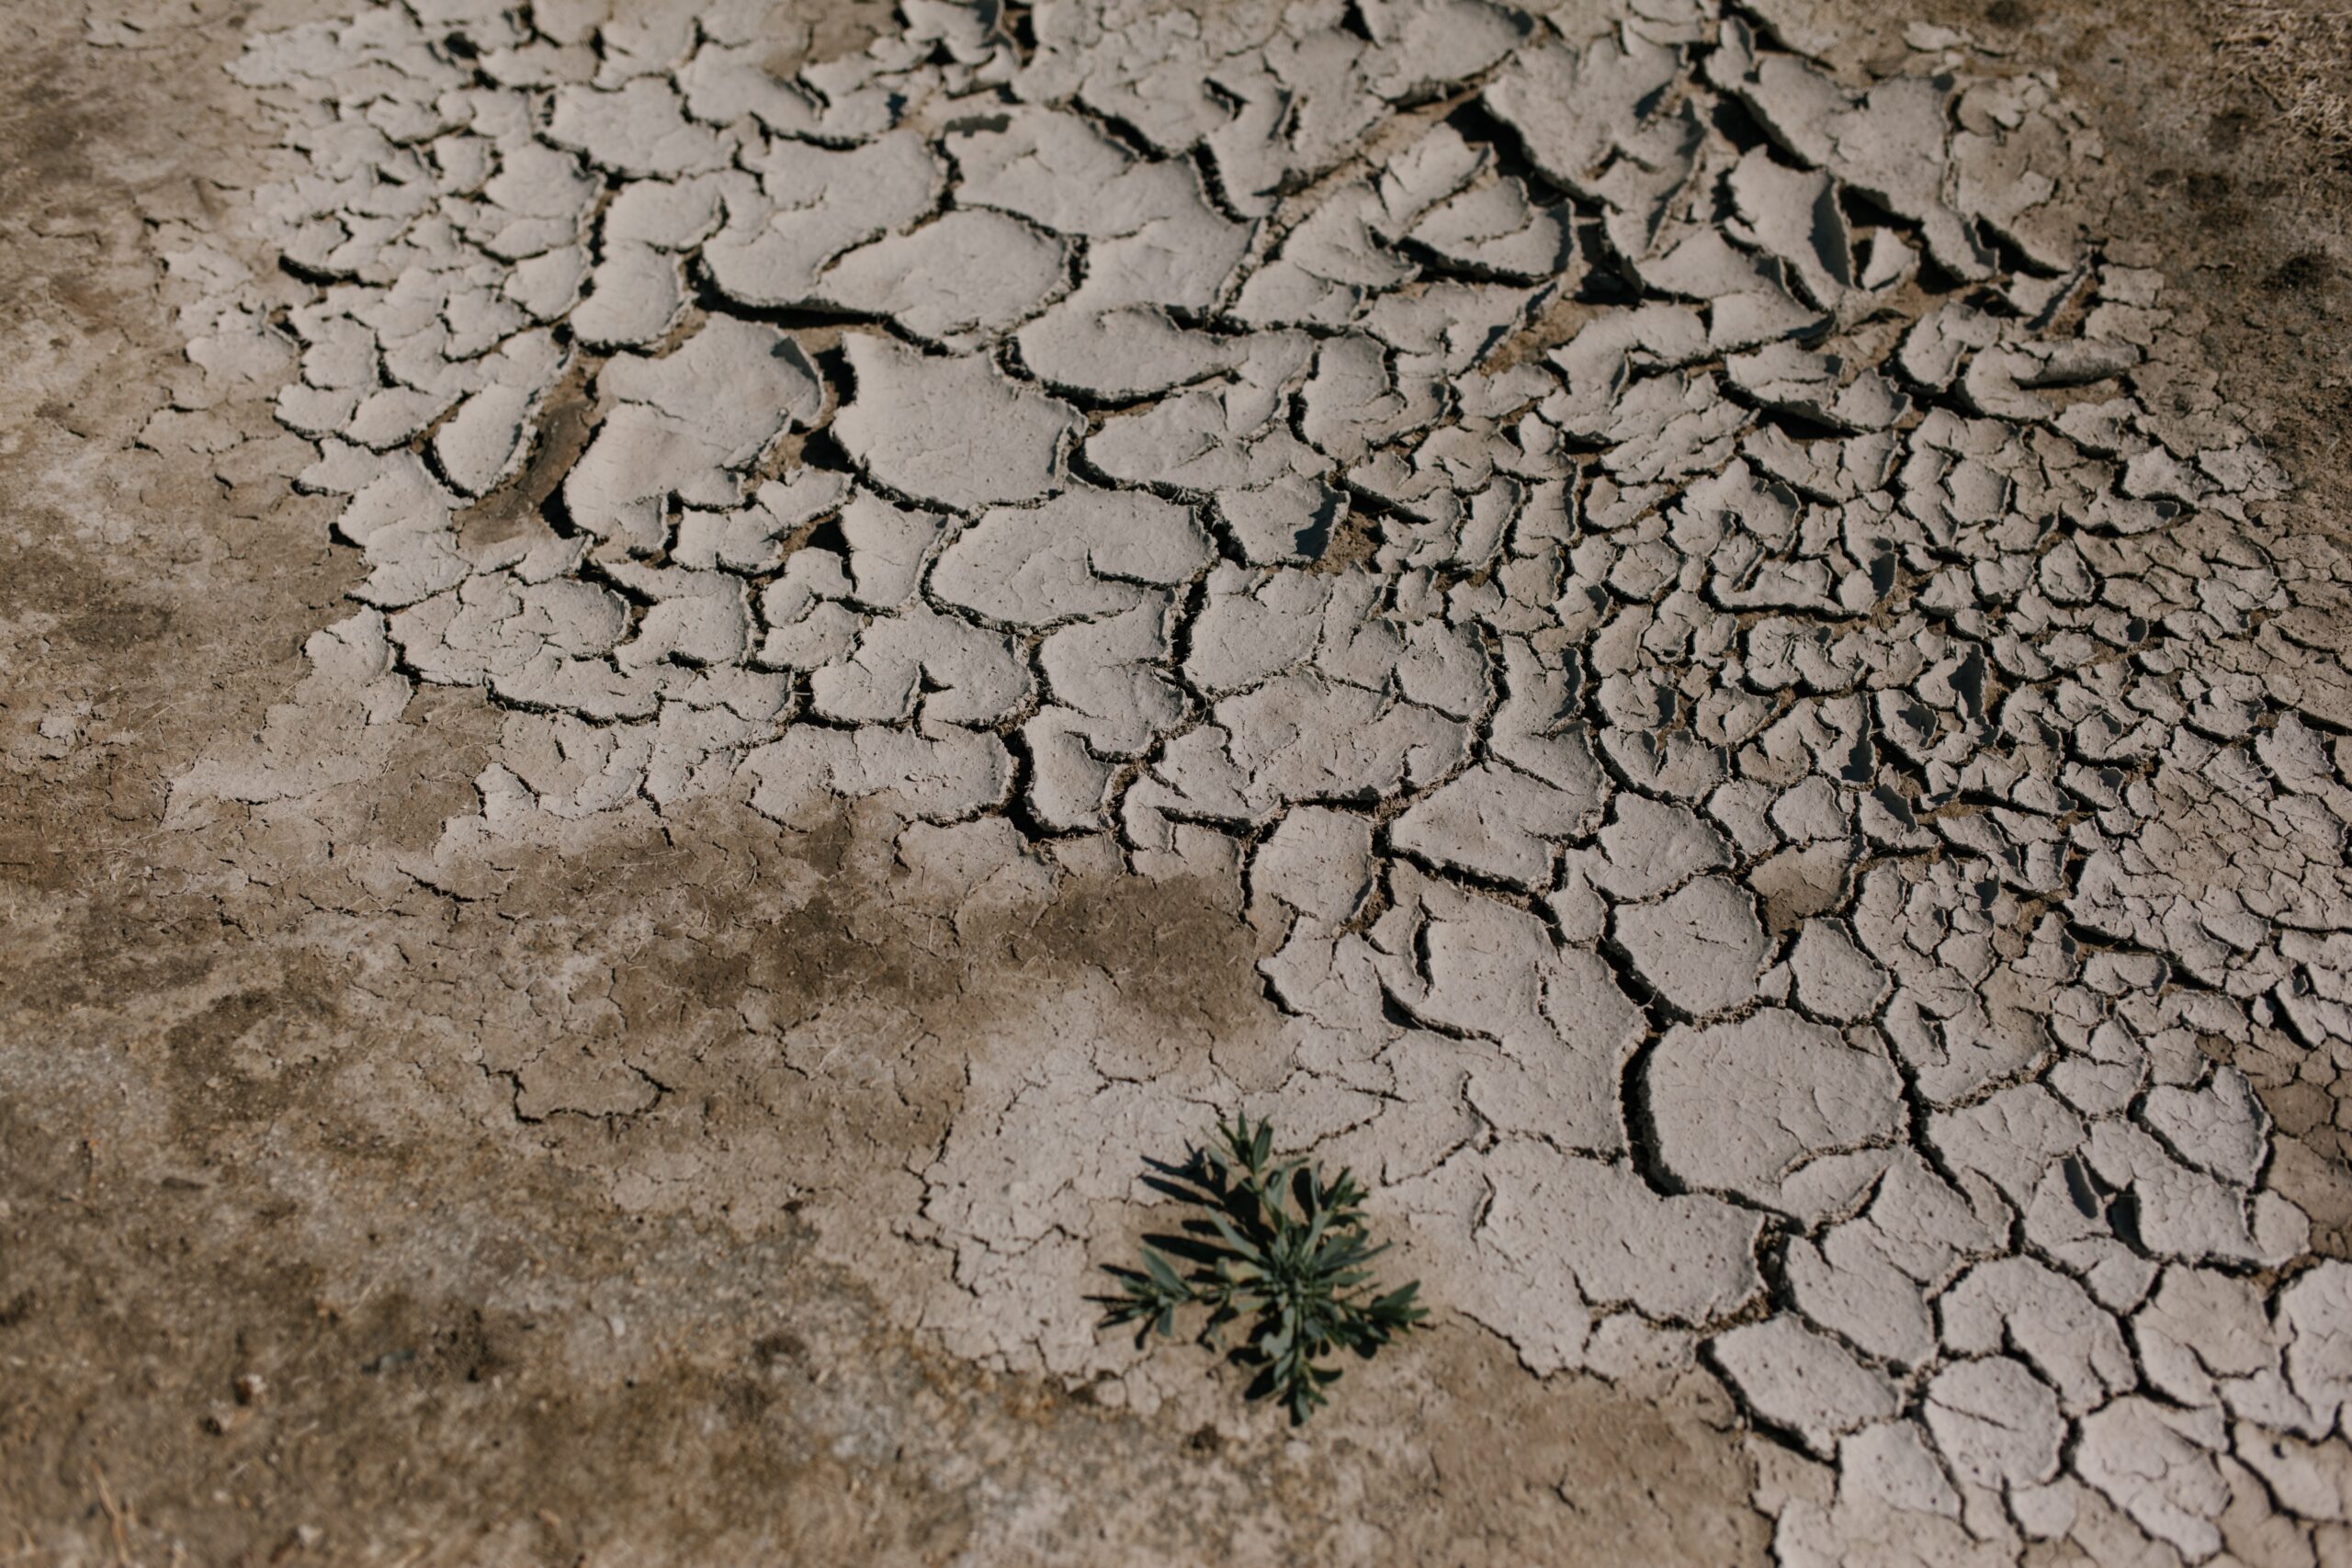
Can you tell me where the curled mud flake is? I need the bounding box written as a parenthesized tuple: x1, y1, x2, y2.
(2074, 1398, 2233, 1560)
(562, 320, 823, 558)
(704, 132, 944, 309)
(1390, 761, 1595, 891)
(1612, 876, 1771, 1017)
(546, 77, 731, 179)
(1712, 1315, 1900, 1459)
(833, 335, 1081, 513)
(1641, 1007, 1903, 1218)
(1922, 1356, 2066, 1492)
(813, 210, 1069, 349)
(932, 486, 1211, 626)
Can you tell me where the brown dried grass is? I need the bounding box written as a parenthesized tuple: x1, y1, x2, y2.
(2204, 0, 2352, 170)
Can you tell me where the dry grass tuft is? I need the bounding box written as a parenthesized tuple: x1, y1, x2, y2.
(2204, 0, 2352, 174)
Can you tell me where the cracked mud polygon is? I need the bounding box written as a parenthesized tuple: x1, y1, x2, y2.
(7, 0, 2352, 1562)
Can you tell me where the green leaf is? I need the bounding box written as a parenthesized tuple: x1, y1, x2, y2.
(1142, 1247, 1187, 1294)
(1207, 1211, 1266, 1268)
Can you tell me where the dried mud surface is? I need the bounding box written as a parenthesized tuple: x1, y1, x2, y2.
(2, 0, 2350, 1564)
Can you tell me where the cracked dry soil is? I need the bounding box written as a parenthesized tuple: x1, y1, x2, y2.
(6, 0, 2352, 1563)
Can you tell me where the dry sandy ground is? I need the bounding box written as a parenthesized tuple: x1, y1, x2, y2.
(2, 0, 2350, 1564)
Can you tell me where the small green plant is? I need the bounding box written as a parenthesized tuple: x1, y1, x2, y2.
(1102, 1113, 1429, 1424)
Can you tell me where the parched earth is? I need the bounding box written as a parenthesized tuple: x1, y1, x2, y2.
(6, 0, 2352, 1563)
